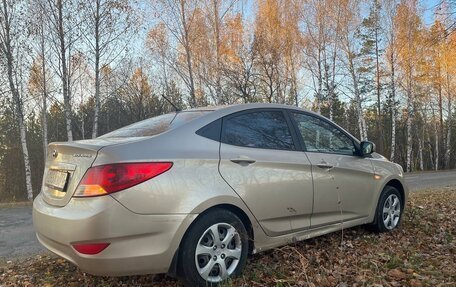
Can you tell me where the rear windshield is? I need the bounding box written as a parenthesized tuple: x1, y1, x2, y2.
(100, 111, 211, 138)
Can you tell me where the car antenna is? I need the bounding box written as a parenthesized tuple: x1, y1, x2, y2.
(161, 94, 181, 112)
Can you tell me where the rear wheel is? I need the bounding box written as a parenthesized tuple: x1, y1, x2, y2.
(371, 186, 403, 232)
(179, 208, 248, 286)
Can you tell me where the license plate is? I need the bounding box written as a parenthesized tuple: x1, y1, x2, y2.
(45, 170, 69, 191)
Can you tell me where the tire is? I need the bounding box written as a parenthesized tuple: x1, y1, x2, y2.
(371, 185, 403, 233)
(178, 208, 249, 287)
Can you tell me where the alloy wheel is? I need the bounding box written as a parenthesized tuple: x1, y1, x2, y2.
(382, 194, 401, 230)
(195, 222, 242, 283)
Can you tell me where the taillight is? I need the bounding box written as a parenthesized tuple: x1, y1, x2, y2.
(74, 162, 172, 197)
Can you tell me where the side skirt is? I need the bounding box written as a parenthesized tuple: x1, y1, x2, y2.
(252, 217, 370, 254)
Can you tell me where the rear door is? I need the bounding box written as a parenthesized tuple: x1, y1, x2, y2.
(218, 109, 314, 237)
(288, 111, 375, 227)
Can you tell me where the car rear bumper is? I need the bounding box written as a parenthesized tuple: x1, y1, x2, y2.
(33, 193, 197, 276)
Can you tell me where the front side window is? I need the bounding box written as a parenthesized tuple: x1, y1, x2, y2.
(292, 112, 356, 155)
(222, 110, 295, 150)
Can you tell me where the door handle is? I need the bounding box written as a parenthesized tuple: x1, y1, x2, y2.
(230, 158, 256, 166)
(317, 162, 334, 169)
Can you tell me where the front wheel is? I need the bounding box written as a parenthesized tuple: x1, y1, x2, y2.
(371, 186, 403, 232)
(179, 208, 249, 286)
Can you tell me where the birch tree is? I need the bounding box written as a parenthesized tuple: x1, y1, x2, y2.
(203, 0, 239, 104)
(0, 0, 34, 200)
(395, 0, 423, 172)
(302, 0, 341, 116)
(80, 0, 137, 138)
(152, 0, 200, 107)
(383, 0, 399, 161)
(359, 0, 384, 152)
(29, 0, 50, 158)
(339, 0, 368, 140)
(43, 0, 83, 141)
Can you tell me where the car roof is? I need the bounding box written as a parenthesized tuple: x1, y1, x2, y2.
(177, 103, 360, 144)
(183, 103, 312, 114)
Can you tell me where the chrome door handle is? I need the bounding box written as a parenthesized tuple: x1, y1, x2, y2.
(230, 158, 256, 166)
(317, 163, 334, 169)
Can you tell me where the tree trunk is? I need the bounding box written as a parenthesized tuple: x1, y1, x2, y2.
(389, 54, 396, 161)
(438, 78, 443, 168)
(427, 128, 434, 169)
(213, 0, 222, 104)
(418, 134, 424, 171)
(316, 46, 322, 113)
(57, 0, 73, 141)
(1, 0, 33, 200)
(322, 49, 333, 121)
(180, 0, 196, 107)
(374, 19, 383, 154)
(388, 29, 397, 162)
(19, 118, 33, 200)
(406, 90, 413, 172)
(92, 0, 101, 138)
(435, 118, 439, 171)
(348, 56, 367, 140)
(40, 20, 48, 158)
(445, 94, 452, 169)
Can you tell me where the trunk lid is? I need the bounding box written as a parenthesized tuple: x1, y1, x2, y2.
(41, 137, 142, 207)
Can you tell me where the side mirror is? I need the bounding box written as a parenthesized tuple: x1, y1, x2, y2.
(360, 141, 375, 156)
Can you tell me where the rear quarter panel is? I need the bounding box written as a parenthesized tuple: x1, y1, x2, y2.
(95, 122, 253, 217)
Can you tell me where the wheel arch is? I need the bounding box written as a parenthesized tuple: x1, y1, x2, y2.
(384, 179, 405, 209)
(167, 202, 255, 278)
(370, 177, 406, 226)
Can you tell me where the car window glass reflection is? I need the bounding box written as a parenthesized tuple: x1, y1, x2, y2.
(223, 111, 295, 150)
(292, 112, 355, 155)
(100, 111, 208, 138)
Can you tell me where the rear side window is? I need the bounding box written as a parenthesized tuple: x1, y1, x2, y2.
(222, 111, 295, 150)
(101, 111, 209, 138)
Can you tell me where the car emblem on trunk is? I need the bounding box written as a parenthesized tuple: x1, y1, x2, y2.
(73, 154, 93, 158)
(52, 150, 58, 158)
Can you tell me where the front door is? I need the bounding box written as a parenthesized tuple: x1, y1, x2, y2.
(289, 111, 375, 227)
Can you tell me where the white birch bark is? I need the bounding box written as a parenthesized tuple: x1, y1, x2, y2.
(390, 106, 396, 161)
(418, 137, 424, 171)
(39, 16, 48, 158)
(0, 0, 34, 200)
(92, 0, 101, 139)
(444, 95, 452, 169)
(406, 92, 413, 172)
(57, 0, 73, 141)
(389, 49, 396, 161)
(435, 120, 439, 171)
(352, 69, 367, 140)
(42, 73, 48, 158)
(19, 119, 34, 200)
(427, 131, 434, 169)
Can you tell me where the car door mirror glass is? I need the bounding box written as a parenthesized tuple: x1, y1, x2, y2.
(360, 141, 375, 156)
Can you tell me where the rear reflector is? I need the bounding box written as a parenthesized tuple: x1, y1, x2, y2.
(72, 243, 110, 255)
(74, 162, 173, 197)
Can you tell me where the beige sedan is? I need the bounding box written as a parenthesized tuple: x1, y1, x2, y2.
(33, 103, 408, 286)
